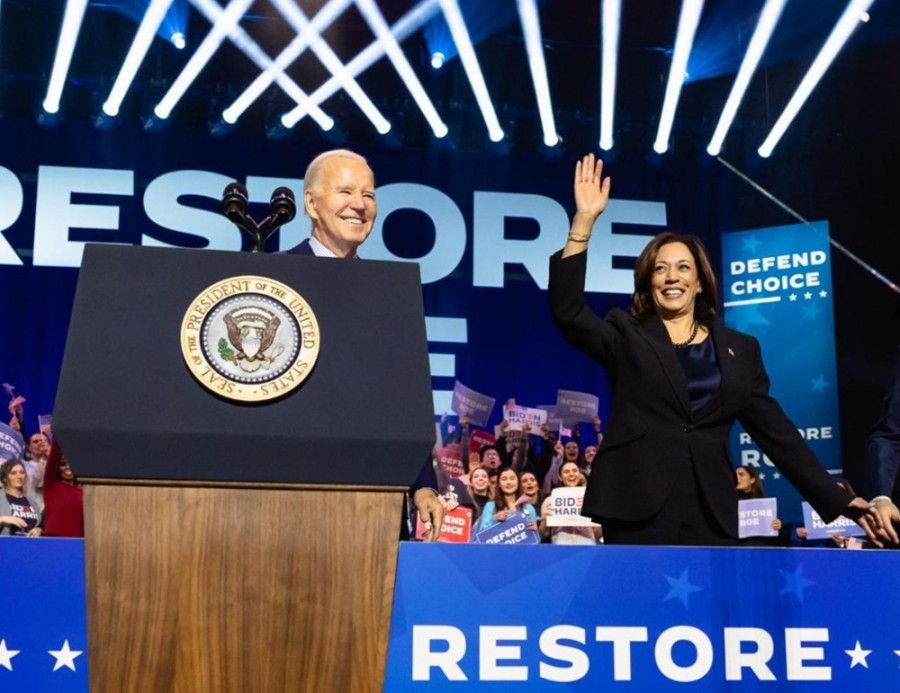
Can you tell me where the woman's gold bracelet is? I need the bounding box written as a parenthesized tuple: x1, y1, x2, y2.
(567, 234, 591, 243)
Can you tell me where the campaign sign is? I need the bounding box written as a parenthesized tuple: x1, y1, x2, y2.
(0, 538, 88, 691)
(722, 223, 841, 523)
(801, 502, 866, 540)
(545, 487, 597, 527)
(437, 446, 465, 479)
(386, 543, 900, 690)
(474, 512, 540, 545)
(555, 390, 599, 423)
(0, 421, 25, 461)
(416, 507, 473, 543)
(451, 381, 496, 428)
(738, 498, 779, 538)
(469, 429, 496, 455)
(502, 405, 548, 432)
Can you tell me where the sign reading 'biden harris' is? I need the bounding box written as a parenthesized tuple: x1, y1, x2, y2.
(180, 276, 320, 402)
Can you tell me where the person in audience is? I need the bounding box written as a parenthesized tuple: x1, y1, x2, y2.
(42, 442, 84, 537)
(1, 459, 43, 536)
(466, 467, 491, 523)
(23, 431, 49, 513)
(539, 460, 602, 544)
(734, 465, 785, 546)
(476, 466, 539, 535)
(520, 471, 543, 510)
(549, 152, 888, 546)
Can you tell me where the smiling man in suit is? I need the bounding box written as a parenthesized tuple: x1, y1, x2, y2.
(285, 149, 377, 258)
(285, 149, 445, 539)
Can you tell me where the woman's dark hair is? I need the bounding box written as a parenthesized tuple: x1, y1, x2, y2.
(736, 465, 766, 499)
(630, 232, 719, 324)
(0, 459, 25, 488)
(492, 465, 522, 509)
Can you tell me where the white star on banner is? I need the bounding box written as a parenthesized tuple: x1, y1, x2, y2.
(804, 291, 812, 299)
(0, 639, 21, 671)
(789, 293, 797, 301)
(49, 639, 83, 672)
(819, 290, 828, 298)
(845, 641, 871, 669)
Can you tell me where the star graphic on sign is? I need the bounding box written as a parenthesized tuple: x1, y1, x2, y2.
(729, 305, 771, 332)
(0, 639, 21, 671)
(759, 472, 767, 480)
(773, 472, 781, 479)
(819, 290, 828, 298)
(895, 650, 900, 666)
(742, 236, 761, 253)
(811, 375, 830, 393)
(845, 641, 872, 668)
(779, 564, 816, 602)
(49, 640, 83, 672)
(789, 293, 797, 301)
(663, 569, 702, 608)
(802, 303, 822, 321)
(804, 291, 812, 299)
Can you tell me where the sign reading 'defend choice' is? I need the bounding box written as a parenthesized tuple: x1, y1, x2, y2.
(555, 390, 599, 423)
(722, 222, 842, 522)
(451, 381, 496, 428)
(738, 498, 779, 538)
(474, 512, 540, 545)
(801, 502, 866, 540)
(0, 421, 25, 461)
(436, 446, 465, 479)
(415, 507, 473, 543)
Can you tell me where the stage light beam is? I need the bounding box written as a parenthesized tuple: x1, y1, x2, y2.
(42, 0, 90, 114)
(517, 0, 558, 147)
(270, 0, 390, 134)
(758, 0, 875, 158)
(599, 0, 621, 151)
(653, 0, 705, 154)
(706, 0, 786, 157)
(103, 0, 175, 118)
(431, 52, 445, 69)
(222, 0, 351, 126)
(356, 0, 448, 138)
(171, 31, 186, 49)
(280, 0, 442, 129)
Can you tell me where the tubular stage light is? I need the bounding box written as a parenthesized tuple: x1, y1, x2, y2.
(42, 0, 90, 114)
(758, 0, 875, 158)
(706, 0, 786, 157)
(653, 0, 705, 154)
(599, 0, 621, 151)
(517, 0, 558, 147)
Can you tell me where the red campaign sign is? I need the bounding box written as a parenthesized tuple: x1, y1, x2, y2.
(469, 430, 496, 455)
(437, 446, 465, 478)
(415, 506, 473, 543)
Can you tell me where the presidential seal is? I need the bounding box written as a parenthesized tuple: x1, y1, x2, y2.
(180, 276, 320, 402)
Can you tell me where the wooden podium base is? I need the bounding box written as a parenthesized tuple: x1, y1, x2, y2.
(84, 483, 404, 692)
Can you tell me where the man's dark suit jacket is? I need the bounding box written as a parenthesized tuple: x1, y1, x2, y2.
(549, 250, 851, 537)
(867, 343, 900, 499)
(284, 235, 439, 493)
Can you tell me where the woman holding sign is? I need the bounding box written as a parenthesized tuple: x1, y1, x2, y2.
(548, 153, 889, 547)
(476, 467, 539, 537)
(539, 460, 601, 544)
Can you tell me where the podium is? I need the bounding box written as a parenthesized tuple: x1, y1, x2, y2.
(54, 245, 435, 692)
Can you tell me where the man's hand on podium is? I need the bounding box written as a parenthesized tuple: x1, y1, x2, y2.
(414, 488, 444, 542)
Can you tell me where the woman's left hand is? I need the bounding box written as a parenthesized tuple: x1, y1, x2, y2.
(526, 521, 538, 532)
(842, 497, 887, 547)
(27, 527, 43, 537)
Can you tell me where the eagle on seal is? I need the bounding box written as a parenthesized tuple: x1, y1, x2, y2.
(223, 313, 281, 362)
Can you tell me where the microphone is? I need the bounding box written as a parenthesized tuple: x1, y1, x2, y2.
(221, 182, 250, 226)
(221, 183, 297, 253)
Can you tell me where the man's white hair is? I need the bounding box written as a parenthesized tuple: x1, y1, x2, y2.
(303, 149, 370, 194)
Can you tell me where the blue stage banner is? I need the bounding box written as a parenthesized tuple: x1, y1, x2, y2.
(0, 538, 88, 691)
(721, 222, 841, 521)
(386, 543, 900, 690)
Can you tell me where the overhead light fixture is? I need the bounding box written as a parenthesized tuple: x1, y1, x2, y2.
(653, 0, 705, 154)
(706, 0, 786, 156)
(431, 51, 445, 69)
(42, 0, 89, 114)
(171, 31, 186, 49)
(758, 0, 875, 158)
(103, 0, 175, 118)
(517, 0, 558, 147)
(599, 0, 621, 151)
